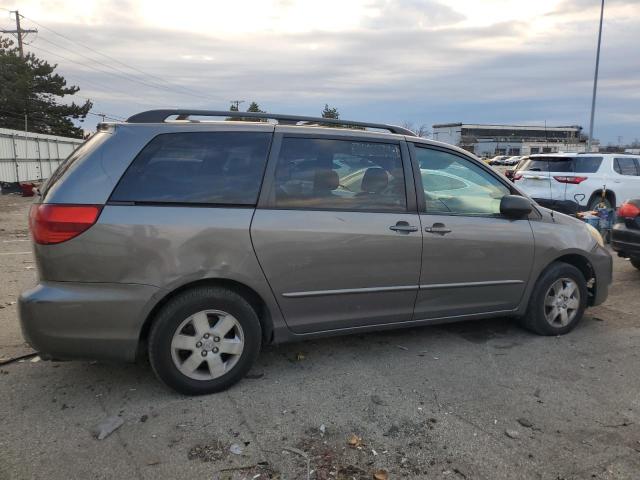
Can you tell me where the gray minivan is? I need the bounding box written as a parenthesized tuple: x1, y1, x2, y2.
(19, 110, 612, 394)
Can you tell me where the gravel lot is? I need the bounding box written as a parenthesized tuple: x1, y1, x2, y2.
(1, 194, 639, 480)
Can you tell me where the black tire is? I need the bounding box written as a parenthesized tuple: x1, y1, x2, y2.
(631, 257, 640, 270)
(518, 262, 588, 336)
(148, 286, 262, 395)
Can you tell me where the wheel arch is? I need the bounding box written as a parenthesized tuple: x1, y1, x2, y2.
(588, 189, 616, 208)
(543, 253, 597, 305)
(136, 278, 274, 359)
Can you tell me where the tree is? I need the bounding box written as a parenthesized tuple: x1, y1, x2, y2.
(321, 104, 339, 119)
(401, 121, 430, 138)
(0, 35, 92, 138)
(246, 101, 264, 113)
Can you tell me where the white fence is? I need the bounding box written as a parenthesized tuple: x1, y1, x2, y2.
(0, 127, 83, 183)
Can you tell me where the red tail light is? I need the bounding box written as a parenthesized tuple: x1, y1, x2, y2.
(29, 204, 102, 245)
(553, 176, 588, 184)
(512, 173, 523, 181)
(618, 202, 640, 218)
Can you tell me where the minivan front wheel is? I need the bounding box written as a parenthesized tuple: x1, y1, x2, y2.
(148, 287, 261, 395)
(519, 262, 588, 335)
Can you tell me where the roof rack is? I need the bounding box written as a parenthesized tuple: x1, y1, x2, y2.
(125, 109, 416, 136)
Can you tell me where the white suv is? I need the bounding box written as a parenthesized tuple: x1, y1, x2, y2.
(513, 153, 640, 214)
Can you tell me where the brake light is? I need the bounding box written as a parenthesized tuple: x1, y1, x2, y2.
(513, 173, 523, 181)
(618, 202, 640, 218)
(553, 176, 588, 184)
(29, 204, 102, 244)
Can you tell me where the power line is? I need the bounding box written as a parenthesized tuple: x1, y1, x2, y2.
(33, 34, 212, 102)
(28, 39, 168, 106)
(19, 13, 215, 103)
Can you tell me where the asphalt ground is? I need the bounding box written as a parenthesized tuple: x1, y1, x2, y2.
(1, 194, 639, 480)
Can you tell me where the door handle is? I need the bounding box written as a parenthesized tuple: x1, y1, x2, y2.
(425, 223, 452, 235)
(389, 221, 418, 233)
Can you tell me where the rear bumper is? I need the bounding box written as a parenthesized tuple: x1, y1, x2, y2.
(533, 198, 584, 215)
(611, 224, 640, 258)
(19, 281, 160, 362)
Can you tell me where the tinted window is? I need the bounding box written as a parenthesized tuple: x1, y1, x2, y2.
(573, 156, 603, 173)
(415, 147, 510, 215)
(614, 158, 639, 176)
(111, 132, 271, 204)
(272, 138, 406, 211)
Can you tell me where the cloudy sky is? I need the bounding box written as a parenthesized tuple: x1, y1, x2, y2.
(3, 0, 639, 143)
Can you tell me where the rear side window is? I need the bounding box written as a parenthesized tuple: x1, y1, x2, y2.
(111, 132, 271, 205)
(271, 138, 406, 212)
(42, 132, 109, 199)
(614, 158, 640, 176)
(520, 156, 601, 173)
(573, 156, 603, 173)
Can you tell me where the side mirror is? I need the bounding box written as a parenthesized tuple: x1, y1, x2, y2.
(500, 195, 532, 218)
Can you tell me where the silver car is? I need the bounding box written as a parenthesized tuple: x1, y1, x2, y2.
(19, 110, 612, 395)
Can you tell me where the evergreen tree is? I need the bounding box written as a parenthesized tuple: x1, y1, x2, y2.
(321, 104, 339, 119)
(0, 35, 92, 138)
(246, 101, 264, 113)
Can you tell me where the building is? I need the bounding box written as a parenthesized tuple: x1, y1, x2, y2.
(432, 123, 596, 157)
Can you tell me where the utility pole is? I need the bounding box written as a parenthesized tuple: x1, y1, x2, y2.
(229, 100, 244, 110)
(1, 10, 38, 58)
(587, 0, 605, 152)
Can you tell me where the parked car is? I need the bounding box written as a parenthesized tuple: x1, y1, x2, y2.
(20, 110, 612, 395)
(503, 155, 524, 166)
(488, 155, 510, 165)
(505, 158, 528, 181)
(612, 199, 640, 270)
(512, 153, 640, 214)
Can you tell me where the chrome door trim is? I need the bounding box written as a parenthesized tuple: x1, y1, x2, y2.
(282, 285, 419, 298)
(282, 279, 524, 298)
(419, 279, 524, 290)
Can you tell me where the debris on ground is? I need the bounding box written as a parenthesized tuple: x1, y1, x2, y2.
(92, 415, 124, 440)
(504, 429, 520, 439)
(229, 443, 244, 455)
(319, 424, 326, 436)
(373, 469, 389, 480)
(371, 394, 387, 406)
(0, 352, 38, 366)
(296, 352, 306, 361)
(188, 441, 226, 462)
(517, 417, 533, 428)
(396, 345, 408, 351)
(140, 414, 148, 423)
(347, 434, 364, 448)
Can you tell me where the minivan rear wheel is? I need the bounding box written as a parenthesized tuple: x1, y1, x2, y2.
(519, 262, 588, 336)
(148, 286, 261, 395)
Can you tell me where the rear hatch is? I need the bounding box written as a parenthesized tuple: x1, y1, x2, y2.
(514, 156, 602, 202)
(514, 156, 567, 201)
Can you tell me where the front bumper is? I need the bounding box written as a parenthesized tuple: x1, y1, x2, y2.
(19, 281, 159, 362)
(589, 244, 613, 306)
(611, 223, 640, 258)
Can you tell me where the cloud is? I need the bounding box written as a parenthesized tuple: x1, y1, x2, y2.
(12, 0, 640, 142)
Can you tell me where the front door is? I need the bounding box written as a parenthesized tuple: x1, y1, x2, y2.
(410, 144, 535, 320)
(252, 134, 422, 334)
